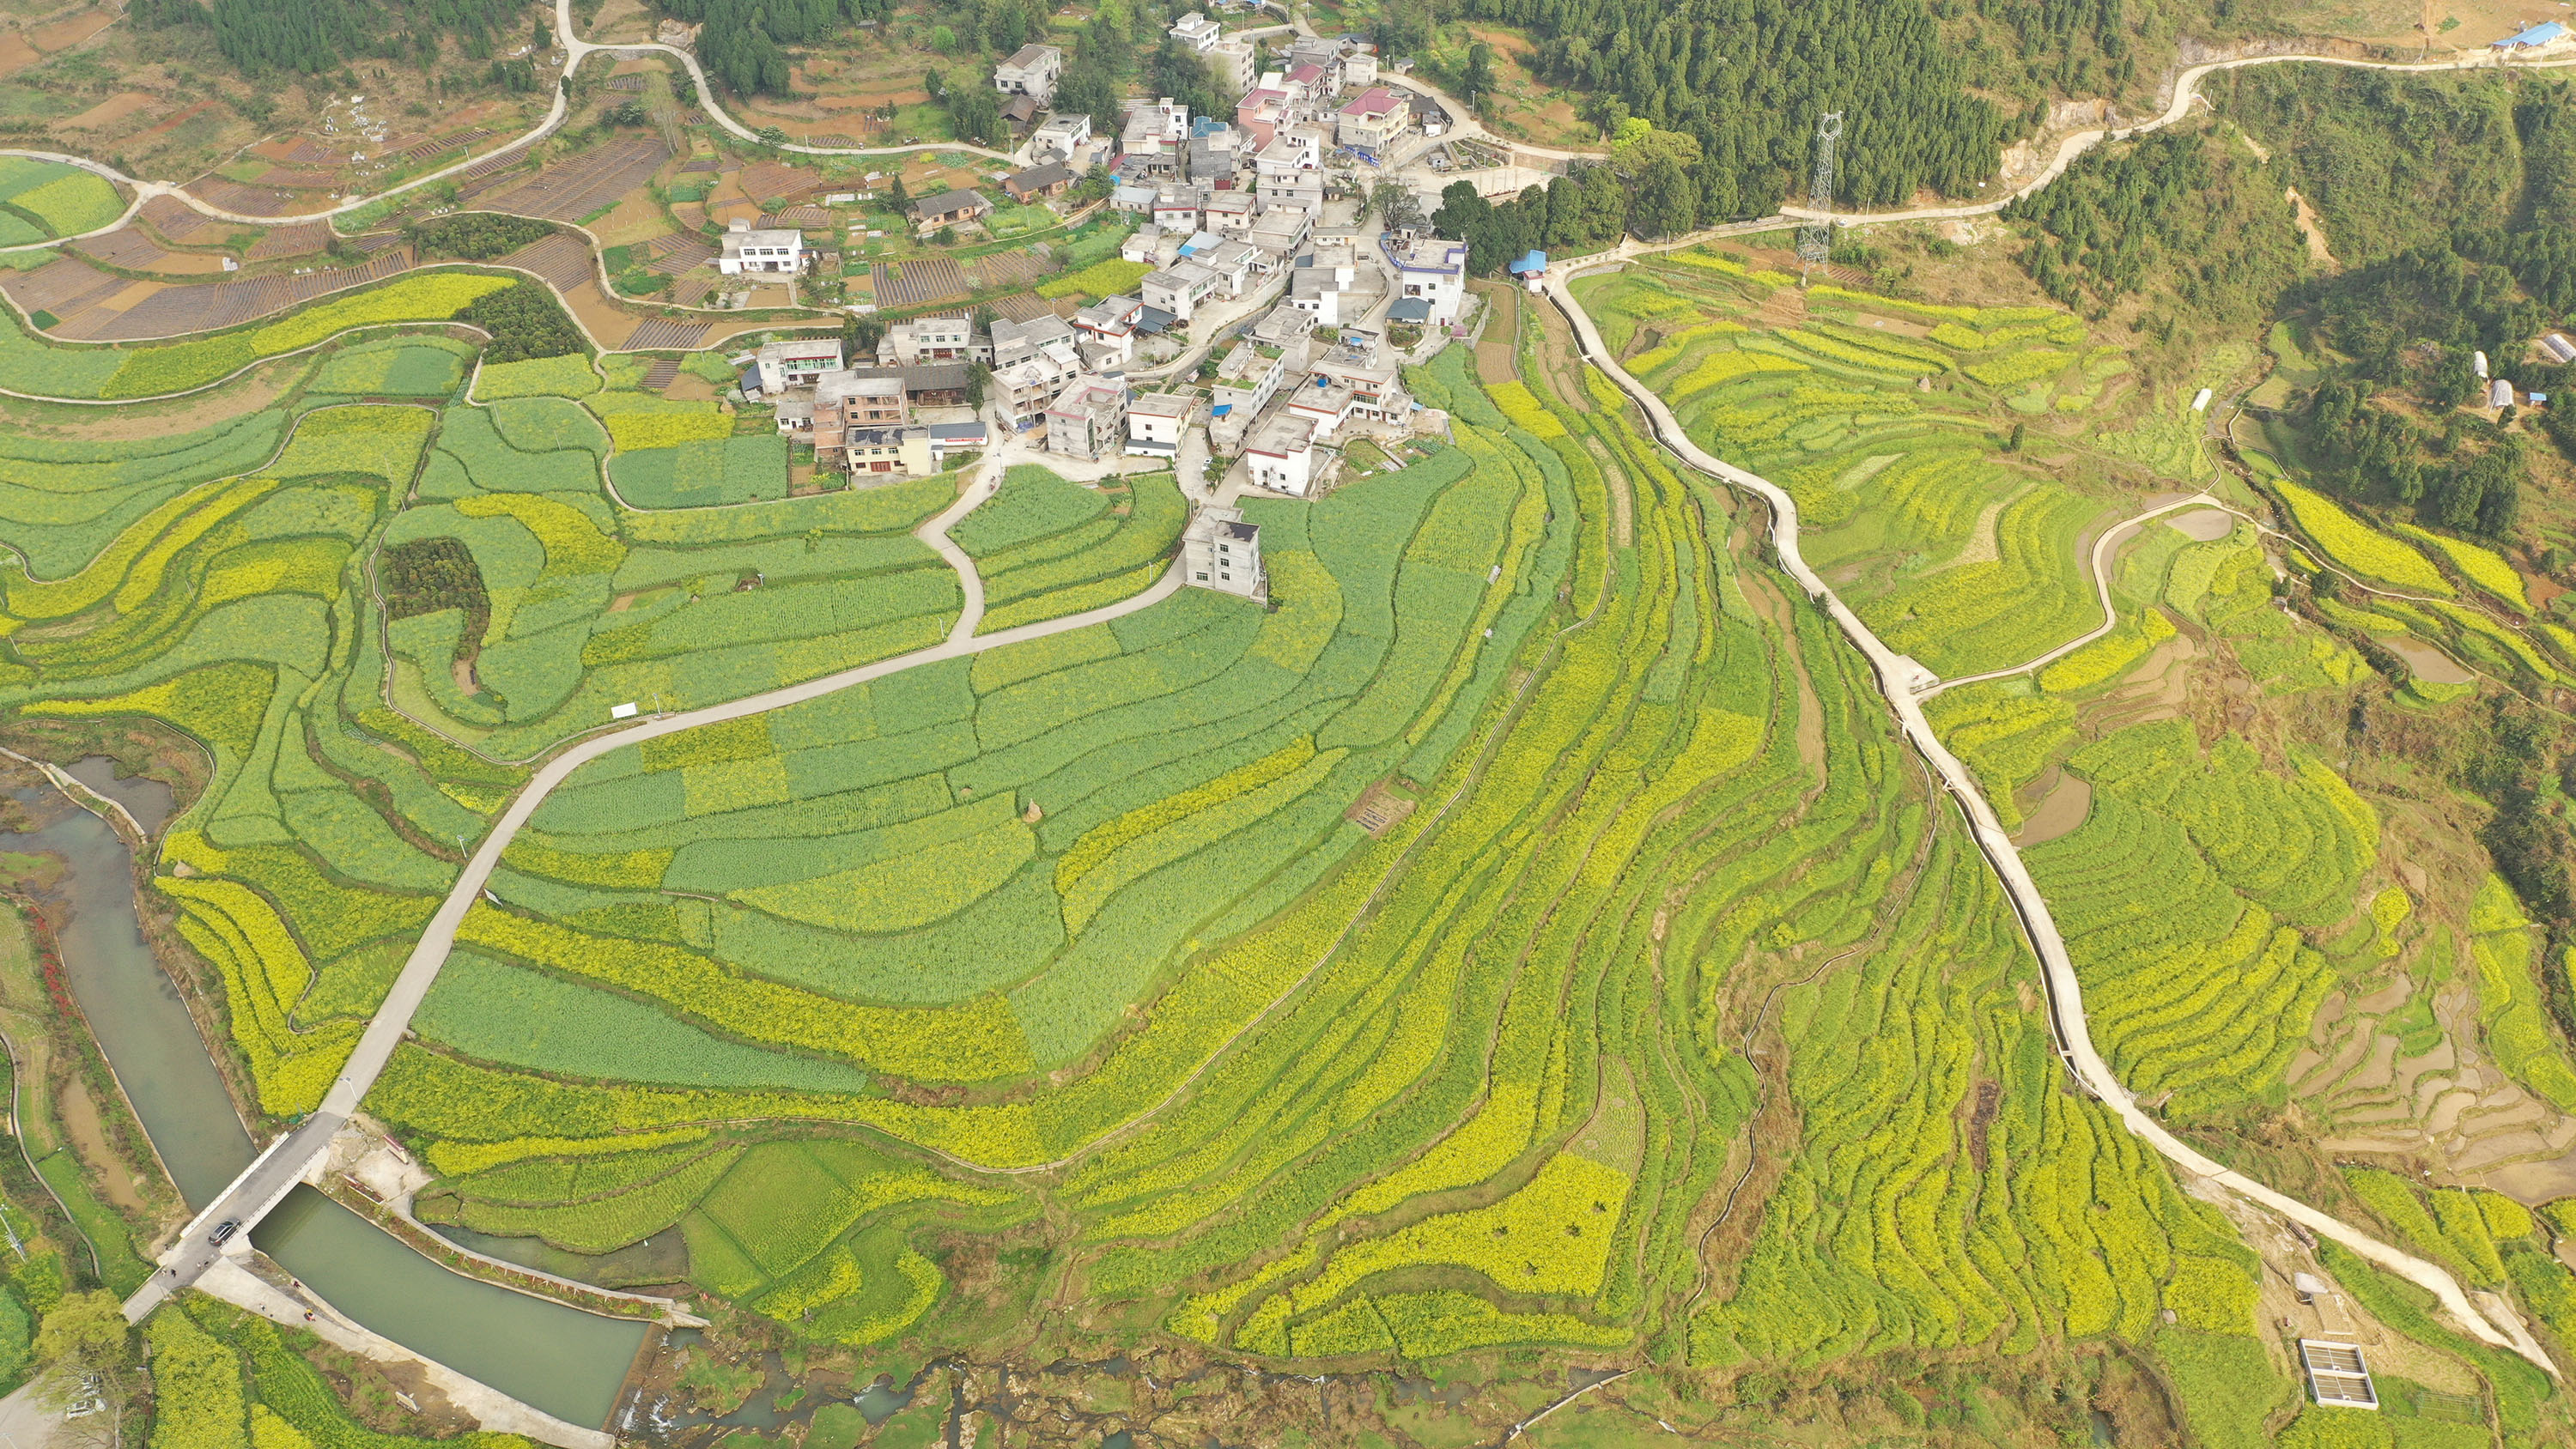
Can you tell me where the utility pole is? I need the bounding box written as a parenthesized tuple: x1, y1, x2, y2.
(1796, 111, 1844, 282)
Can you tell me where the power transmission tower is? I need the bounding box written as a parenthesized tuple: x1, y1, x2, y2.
(1796, 112, 1845, 277)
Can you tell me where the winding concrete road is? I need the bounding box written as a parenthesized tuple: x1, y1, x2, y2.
(1542, 266, 2563, 1377)
(1925, 491, 2221, 697)
(0, 0, 1007, 256)
(124, 455, 1188, 1323)
(1790, 44, 2576, 233)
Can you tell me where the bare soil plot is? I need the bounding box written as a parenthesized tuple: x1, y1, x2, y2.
(44, 249, 416, 341)
(738, 162, 826, 208)
(562, 280, 642, 347)
(392, 126, 501, 165)
(972, 250, 1051, 289)
(495, 233, 598, 293)
(191, 178, 301, 218)
(623, 316, 711, 350)
(0, 32, 38, 75)
(245, 223, 329, 262)
(647, 236, 715, 274)
(25, 8, 113, 52)
(987, 293, 1057, 324)
(61, 91, 161, 132)
(1, 255, 127, 317)
(74, 227, 173, 270)
(872, 257, 969, 309)
(483, 136, 671, 222)
(252, 167, 345, 192)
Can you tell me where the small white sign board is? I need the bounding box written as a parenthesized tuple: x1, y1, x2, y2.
(611, 702, 640, 719)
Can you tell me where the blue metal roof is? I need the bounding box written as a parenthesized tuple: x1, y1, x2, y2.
(1510, 249, 1548, 275)
(2497, 19, 2567, 44)
(1388, 297, 1433, 322)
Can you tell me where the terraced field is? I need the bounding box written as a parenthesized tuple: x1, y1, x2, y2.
(1577, 255, 2132, 677)
(16, 238, 2576, 1446)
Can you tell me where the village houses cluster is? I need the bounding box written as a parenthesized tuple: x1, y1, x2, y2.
(733, 15, 1510, 607)
(741, 15, 1485, 515)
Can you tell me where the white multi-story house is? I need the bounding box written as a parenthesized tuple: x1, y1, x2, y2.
(1246, 207, 1312, 258)
(1244, 410, 1320, 495)
(1030, 112, 1093, 165)
(1200, 238, 1263, 295)
(1127, 391, 1194, 457)
(1335, 87, 1405, 152)
(1254, 125, 1326, 185)
(1072, 294, 1146, 367)
(993, 44, 1064, 104)
(719, 218, 803, 275)
(1206, 38, 1258, 95)
(1141, 260, 1223, 322)
(1121, 224, 1169, 264)
(989, 314, 1082, 429)
(1286, 242, 1381, 326)
(1208, 338, 1291, 452)
(1182, 506, 1266, 599)
(752, 336, 842, 394)
(877, 316, 984, 367)
(1383, 233, 1469, 326)
(1046, 374, 1129, 461)
(1287, 356, 1409, 440)
(1121, 97, 1191, 160)
(1169, 11, 1223, 49)
(1201, 190, 1257, 234)
(1151, 185, 1206, 233)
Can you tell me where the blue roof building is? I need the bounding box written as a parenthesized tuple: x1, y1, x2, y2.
(2497, 19, 2567, 45)
(1509, 249, 1548, 277)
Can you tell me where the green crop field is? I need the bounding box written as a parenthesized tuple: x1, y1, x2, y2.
(0, 158, 124, 241)
(11, 215, 2576, 1446)
(1589, 254, 2113, 676)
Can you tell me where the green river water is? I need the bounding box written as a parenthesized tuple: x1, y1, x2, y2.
(24, 763, 647, 1428)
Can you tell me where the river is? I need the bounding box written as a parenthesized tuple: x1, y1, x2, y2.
(10, 761, 647, 1429)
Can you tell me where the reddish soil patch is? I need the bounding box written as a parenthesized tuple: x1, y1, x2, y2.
(0, 33, 39, 76)
(133, 99, 220, 142)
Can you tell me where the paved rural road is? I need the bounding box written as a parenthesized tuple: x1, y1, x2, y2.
(1542, 266, 2566, 1377)
(550, 0, 1013, 167)
(124, 455, 1190, 1322)
(1923, 490, 2222, 697)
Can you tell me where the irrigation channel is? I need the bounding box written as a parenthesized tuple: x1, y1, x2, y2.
(2, 763, 647, 1428)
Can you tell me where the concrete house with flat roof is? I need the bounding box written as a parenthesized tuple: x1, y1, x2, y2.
(1183, 506, 1266, 599)
(993, 43, 1064, 103)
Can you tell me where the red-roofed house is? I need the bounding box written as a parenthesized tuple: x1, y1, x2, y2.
(1336, 87, 1405, 150)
